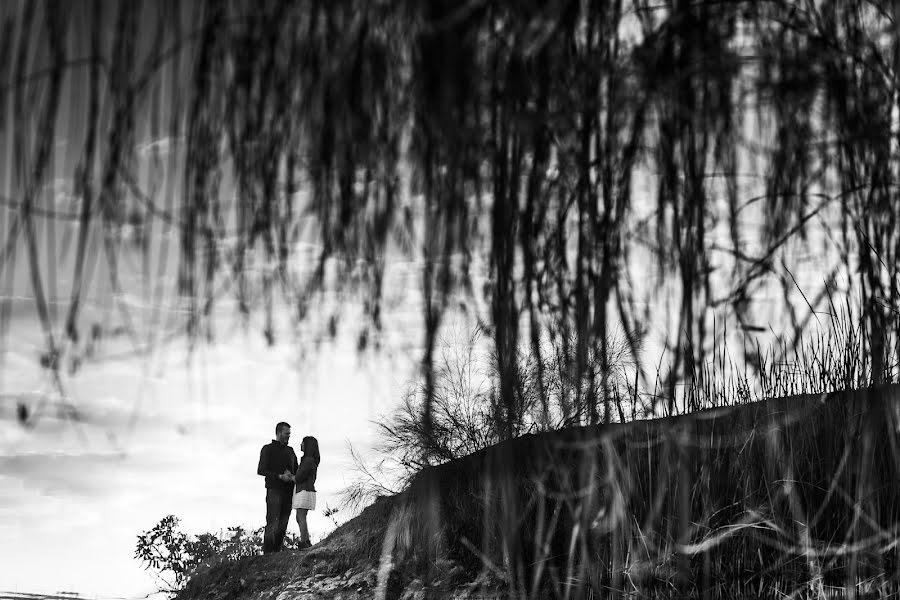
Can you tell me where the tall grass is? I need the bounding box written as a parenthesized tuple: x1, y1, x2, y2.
(353, 320, 900, 599)
(679, 302, 898, 416)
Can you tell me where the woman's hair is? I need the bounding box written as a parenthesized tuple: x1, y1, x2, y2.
(302, 436, 320, 465)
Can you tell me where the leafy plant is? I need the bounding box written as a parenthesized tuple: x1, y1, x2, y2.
(322, 504, 342, 528)
(135, 515, 304, 595)
(134, 515, 190, 593)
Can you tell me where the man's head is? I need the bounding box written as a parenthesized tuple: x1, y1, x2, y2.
(275, 422, 291, 444)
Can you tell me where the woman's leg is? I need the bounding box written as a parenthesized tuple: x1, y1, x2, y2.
(295, 508, 310, 545)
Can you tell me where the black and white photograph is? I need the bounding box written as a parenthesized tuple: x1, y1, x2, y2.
(2, 1, 900, 598)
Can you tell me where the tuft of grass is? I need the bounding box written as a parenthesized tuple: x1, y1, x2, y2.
(677, 305, 898, 415)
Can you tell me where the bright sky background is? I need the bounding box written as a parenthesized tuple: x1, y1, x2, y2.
(1, 287, 420, 598)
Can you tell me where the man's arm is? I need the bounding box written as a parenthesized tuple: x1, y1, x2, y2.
(258, 444, 292, 482)
(257, 445, 272, 477)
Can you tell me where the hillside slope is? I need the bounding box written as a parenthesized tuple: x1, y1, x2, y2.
(178, 385, 900, 599)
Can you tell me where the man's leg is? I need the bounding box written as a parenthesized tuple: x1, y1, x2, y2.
(263, 489, 281, 554)
(274, 489, 293, 551)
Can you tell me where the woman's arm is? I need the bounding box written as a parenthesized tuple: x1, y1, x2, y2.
(295, 456, 314, 482)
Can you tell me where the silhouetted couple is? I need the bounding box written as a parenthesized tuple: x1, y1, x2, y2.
(257, 422, 320, 553)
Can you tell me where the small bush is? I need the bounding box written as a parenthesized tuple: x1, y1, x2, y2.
(135, 515, 304, 596)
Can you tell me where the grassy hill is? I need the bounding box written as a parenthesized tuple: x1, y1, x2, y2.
(178, 385, 900, 599)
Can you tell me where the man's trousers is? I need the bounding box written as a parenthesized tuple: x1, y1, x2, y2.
(263, 488, 293, 553)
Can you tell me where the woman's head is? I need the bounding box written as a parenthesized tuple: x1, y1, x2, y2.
(301, 436, 320, 465)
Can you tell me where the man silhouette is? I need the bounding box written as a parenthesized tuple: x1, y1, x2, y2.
(257, 422, 298, 553)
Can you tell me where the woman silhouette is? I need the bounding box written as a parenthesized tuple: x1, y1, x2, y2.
(292, 436, 320, 548)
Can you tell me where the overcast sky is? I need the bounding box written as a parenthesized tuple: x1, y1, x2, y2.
(1, 287, 420, 597)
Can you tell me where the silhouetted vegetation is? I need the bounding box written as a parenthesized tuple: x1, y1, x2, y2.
(4, 0, 900, 432)
(7, 1, 900, 596)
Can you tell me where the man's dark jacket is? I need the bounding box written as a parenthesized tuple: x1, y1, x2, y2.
(257, 440, 298, 493)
